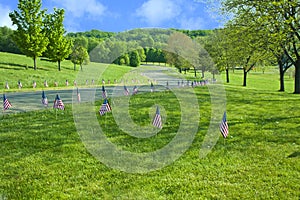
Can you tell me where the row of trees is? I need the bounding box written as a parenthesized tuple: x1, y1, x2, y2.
(4, 0, 217, 75)
(207, 0, 300, 93)
(8, 0, 93, 71)
(9, 0, 67, 70)
(6, 0, 217, 76)
(87, 29, 215, 77)
(0, 26, 21, 54)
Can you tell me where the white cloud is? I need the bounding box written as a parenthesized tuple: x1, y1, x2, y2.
(0, 4, 15, 29)
(52, 0, 106, 18)
(178, 16, 207, 30)
(136, 0, 181, 26)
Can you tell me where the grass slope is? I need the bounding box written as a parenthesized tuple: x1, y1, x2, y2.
(0, 52, 138, 91)
(0, 52, 299, 199)
(0, 83, 299, 199)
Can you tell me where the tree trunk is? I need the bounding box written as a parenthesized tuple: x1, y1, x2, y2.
(74, 63, 76, 71)
(243, 68, 247, 87)
(33, 56, 37, 70)
(294, 59, 300, 94)
(226, 67, 229, 83)
(58, 60, 61, 71)
(201, 70, 205, 78)
(80, 64, 83, 71)
(278, 59, 285, 92)
(194, 67, 197, 77)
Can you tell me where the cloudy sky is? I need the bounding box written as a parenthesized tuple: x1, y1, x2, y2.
(1, 0, 224, 33)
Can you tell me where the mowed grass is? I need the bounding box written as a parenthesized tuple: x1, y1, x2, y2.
(0, 52, 138, 91)
(0, 69, 299, 199)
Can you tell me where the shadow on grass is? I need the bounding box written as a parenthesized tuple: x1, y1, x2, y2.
(0, 62, 27, 70)
(287, 151, 300, 158)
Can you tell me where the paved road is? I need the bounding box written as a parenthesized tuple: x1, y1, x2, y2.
(1, 66, 194, 115)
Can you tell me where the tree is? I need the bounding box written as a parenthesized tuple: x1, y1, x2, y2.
(73, 36, 88, 49)
(0, 26, 21, 54)
(203, 28, 237, 83)
(129, 50, 140, 67)
(221, 0, 300, 93)
(136, 47, 146, 63)
(219, 6, 270, 86)
(44, 8, 72, 71)
(9, 0, 49, 70)
(165, 32, 195, 73)
(88, 37, 101, 53)
(70, 45, 89, 71)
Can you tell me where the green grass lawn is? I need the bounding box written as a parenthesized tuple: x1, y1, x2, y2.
(0, 52, 139, 91)
(0, 53, 299, 199)
(1, 83, 299, 199)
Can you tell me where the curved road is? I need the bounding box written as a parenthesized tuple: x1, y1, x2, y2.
(1, 66, 194, 115)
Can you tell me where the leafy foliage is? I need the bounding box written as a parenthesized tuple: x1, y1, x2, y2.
(9, 0, 49, 70)
(44, 8, 72, 71)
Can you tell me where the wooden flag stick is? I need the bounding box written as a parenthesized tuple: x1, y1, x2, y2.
(105, 112, 107, 129)
(55, 108, 57, 120)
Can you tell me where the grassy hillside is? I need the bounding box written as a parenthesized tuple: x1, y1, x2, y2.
(0, 72, 299, 199)
(0, 52, 138, 91)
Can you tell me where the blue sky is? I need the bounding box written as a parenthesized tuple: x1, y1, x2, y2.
(0, 0, 224, 33)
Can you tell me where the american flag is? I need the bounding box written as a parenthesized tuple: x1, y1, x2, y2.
(53, 94, 65, 110)
(99, 99, 111, 115)
(102, 85, 107, 99)
(152, 106, 162, 129)
(220, 111, 229, 138)
(41, 90, 48, 106)
(3, 94, 12, 110)
(77, 88, 81, 102)
(132, 86, 138, 95)
(124, 85, 129, 96)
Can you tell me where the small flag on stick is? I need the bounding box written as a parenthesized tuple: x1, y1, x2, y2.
(53, 94, 65, 110)
(220, 111, 229, 138)
(77, 87, 81, 102)
(3, 94, 12, 110)
(41, 90, 48, 106)
(152, 106, 162, 129)
(102, 85, 107, 99)
(124, 85, 129, 96)
(132, 86, 138, 95)
(99, 99, 111, 116)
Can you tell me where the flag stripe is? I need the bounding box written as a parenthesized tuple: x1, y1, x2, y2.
(3, 98, 12, 110)
(99, 99, 111, 115)
(220, 111, 229, 138)
(152, 107, 162, 129)
(53, 95, 65, 110)
(124, 86, 129, 96)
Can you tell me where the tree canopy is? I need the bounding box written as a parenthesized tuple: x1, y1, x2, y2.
(9, 0, 49, 70)
(44, 8, 72, 71)
(220, 0, 300, 93)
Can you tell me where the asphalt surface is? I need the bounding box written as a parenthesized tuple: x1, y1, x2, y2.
(1, 66, 196, 115)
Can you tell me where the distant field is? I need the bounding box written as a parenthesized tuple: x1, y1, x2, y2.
(183, 66, 295, 93)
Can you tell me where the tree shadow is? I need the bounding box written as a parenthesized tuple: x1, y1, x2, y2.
(0, 62, 28, 70)
(287, 151, 300, 158)
(0, 61, 53, 71)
